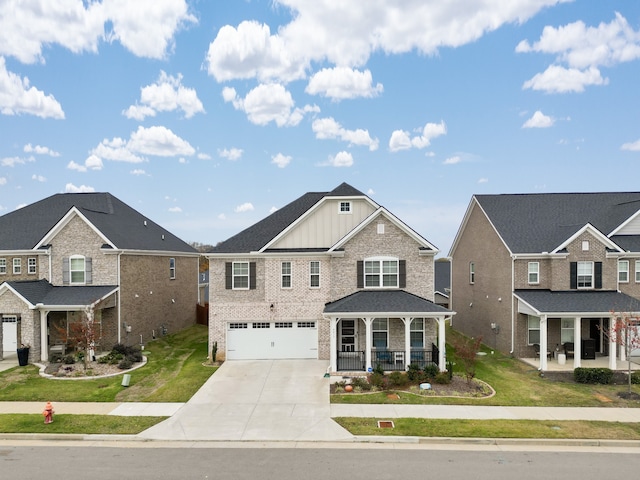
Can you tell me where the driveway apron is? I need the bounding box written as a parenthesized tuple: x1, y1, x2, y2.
(139, 359, 353, 442)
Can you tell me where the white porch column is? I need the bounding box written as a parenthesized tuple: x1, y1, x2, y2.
(573, 317, 582, 368)
(438, 317, 446, 372)
(39, 309, 49, 362)
(329, 317, 338, 373)
(403, 317, 411, 371)
(364, 317, 373, 371)
(608, 316, 617, 370)
(540, 315, 548, 371)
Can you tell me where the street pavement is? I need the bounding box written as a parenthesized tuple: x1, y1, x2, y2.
(2, 359, 640, 444)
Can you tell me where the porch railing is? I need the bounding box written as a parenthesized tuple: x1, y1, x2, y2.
(337, 344, 439, 372)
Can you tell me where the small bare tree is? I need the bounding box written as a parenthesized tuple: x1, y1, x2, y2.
(54, 302, 98, 370)
(603, 310, 640, 396)
(451, 335, 483, 384)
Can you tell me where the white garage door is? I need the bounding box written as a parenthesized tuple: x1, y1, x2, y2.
(226, 321, 318, 360)
(2, 316, 18, 353)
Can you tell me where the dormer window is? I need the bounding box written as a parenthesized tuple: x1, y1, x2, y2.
(339, 201, 351, 214)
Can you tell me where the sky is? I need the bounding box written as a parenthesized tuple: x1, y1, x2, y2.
(1, 1, 640, 256)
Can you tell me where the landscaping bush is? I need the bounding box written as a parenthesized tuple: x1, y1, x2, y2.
(632, 371, 640, 385)
(368, 371, 387, 389)
(63, 355, 76, 365)
(433, 371, 451, 384)
(350, 376, 372, 391)
(407, 364, 426, 382)
(388, 371, 409, 388)
(424, 364, 439, 380)
(118, 357, 133, 370)
(574, 367, 613, 384)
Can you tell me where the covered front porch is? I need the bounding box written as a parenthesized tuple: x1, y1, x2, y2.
(515, 289, 640, 372)
(323, 290, 454, 373)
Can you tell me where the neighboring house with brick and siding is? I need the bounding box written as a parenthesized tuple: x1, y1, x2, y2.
(449, 192, 640, 371)
(208, 183, 453, 373)
(0, 193, 199, 363)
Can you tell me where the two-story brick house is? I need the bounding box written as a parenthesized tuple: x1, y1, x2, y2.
(208, 183, 453, 373)
(0, 193, 199, 363)
(449, 192, 640, 371)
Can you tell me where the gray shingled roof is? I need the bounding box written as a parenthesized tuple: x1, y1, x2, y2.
(324, 290, 451, 315)
(0, 192, 196, 253)
(6, 280, 118, 307)
(435, 260, 450, 297)
(212, 183, 367, 254)
(515, 289, 640, 314)
(475, 192, 640, 253)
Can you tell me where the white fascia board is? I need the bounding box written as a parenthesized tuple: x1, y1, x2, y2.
(513, 293, 541, 316)
(329, 207, 439, 254)
(112, 249, 200, 258)
(512, 252, 569, 260)
(0, 283, 36, 309)
(259, 193, 380, 253)
(449, 197, 513, 257)
(35, 207, 116, 249)
(609, 208, 640, 236)
(323, 311, 455, 319)
(551, 223, 622, 254)
(0, 249, 49, 255)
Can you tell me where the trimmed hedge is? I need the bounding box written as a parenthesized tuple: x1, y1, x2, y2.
(574, 367, 613, 384)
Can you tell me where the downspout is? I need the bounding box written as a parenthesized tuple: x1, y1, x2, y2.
(117, 251, 122, 343)
(510, 255, 515, 355)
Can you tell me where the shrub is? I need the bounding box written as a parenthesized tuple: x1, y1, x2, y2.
(118, 357, 133, 370)
(433, 371, 451, 384)
(424, 364, 439, 380)
(350, 376, 371, 391)
(407, 364, 426, 382)
(574, 367, 613, 384)
(632, 371, 640, 385)
(388, 371, 409, 387)
(368, 371, 387, 389)
(63, 354, 76, 365)
(373, 363, 385, 376)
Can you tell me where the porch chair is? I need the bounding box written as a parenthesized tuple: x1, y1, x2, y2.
(533, 343, 551, 359)
(564, 342, 574, 359)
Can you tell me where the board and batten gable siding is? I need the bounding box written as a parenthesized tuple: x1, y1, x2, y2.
(615, 213, 640, 235)
(270, 198, 376, 249)
(330, 215, 434, 301)
(451, 200, 513, 353)
(49, 215, 118, 286)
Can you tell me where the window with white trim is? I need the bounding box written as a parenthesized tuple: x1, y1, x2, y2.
(619, 260, 629, 283)
(365, 257, 398, 288)
(28, 257, 36, 275)
(233, 262, 249, 290)
(70, 256, 86, 284)
(372, 318, 388, 349)
(528, 262, 539, 284)
(582, 240, 590, 251)
(339, 201, 351, 213)
(577, 261, 593, 288)
(469, 262, 475, 284)
(527, 316, 540, 345)
(281, 261, 292, 288)
(561, 318, 574, 344)
(636, 260, 640, 283)
(410, 319, 424, 348)
(0, 258, 6, 274)
(309, 261, 320, 288)
(169, 258, 176, 279)
(13, 258, 21, 274)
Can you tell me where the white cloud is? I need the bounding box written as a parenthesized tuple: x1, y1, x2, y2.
(92, 137, 147, 163)
(65, 183, 95, 193)
(312, 117, 379, 151)
(367, 188, 375, 196)
(234, 202, 254, 213)
(0, 177, 6, 186)
(224, 83, 317, 127)
(0, 57, 64, 118)
(621, 139, 640, 152)
(32, 174, 46, 182)
(522, 110, 555, 128)
(206, 1, 564, 83)
(68, 154, 103, 172)
(24, 143, 60, 156)
(219, 148, 243, 161)
(217, 213, 226, 220)
(326, 151, 353, 167)
(518, 13, 639, 93)
(1, 155, 34, 167)
(123, 71, 204, 120)
(0, 0, 196, 64)
(389, 121, 446, 152)
(130, 169, 147, 175)
(306, 67, 383, 100)
(168, 206, 183, 213)
(443, 156, 461, 165)
(269, 206, 278, 214)
(197, 152, 212, 160)
(478, 178, 489, 184)
(271, 153, 292, 168)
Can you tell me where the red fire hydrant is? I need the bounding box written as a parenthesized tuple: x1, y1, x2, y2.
(43, 401, 54, 424)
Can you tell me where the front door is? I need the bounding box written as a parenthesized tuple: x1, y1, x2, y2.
(339, 319, 357, 352)
(2, 316, 18, 353)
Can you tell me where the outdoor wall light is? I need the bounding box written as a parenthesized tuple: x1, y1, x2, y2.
(270, 303, 275, 312)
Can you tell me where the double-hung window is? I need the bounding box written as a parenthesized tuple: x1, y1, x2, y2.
(309, 261, 320, 288)
(281, 261, 292, 288)
(372, 318, 388, 349)
(561, 318, 574, 344)
(577, 261, 593, 288)
(527, 316, 540, 345)
(365, 257, 398, 288)
(619, 260, 629, 283)
(70, 256, 86, 284)
(410, 319, 424, 348)
(28, 257, 37, 275)
(469, 262, 475, 284)
(528, 262, 539, 284)
(13, 258, 21, 274)
(233, 262, 249, 289)
(0, 258, 6, 274)
(169, 258, 176, 279)
(636, 260, 640, 283)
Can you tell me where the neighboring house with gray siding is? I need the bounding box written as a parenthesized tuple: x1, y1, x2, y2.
(0, 193, 199, 363)
(449, 192, 640, 371)
(208, 183, 453, 373)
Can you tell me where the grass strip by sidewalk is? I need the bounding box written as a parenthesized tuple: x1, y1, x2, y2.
(334, 417, 640, 440)
(0, 414, 166, 435)
(0, 325, 214, 403)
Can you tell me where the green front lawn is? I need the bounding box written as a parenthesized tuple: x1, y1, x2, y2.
(0, 414, 165, 435)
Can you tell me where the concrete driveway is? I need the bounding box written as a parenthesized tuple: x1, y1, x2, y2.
(139, 359, 353, 442)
